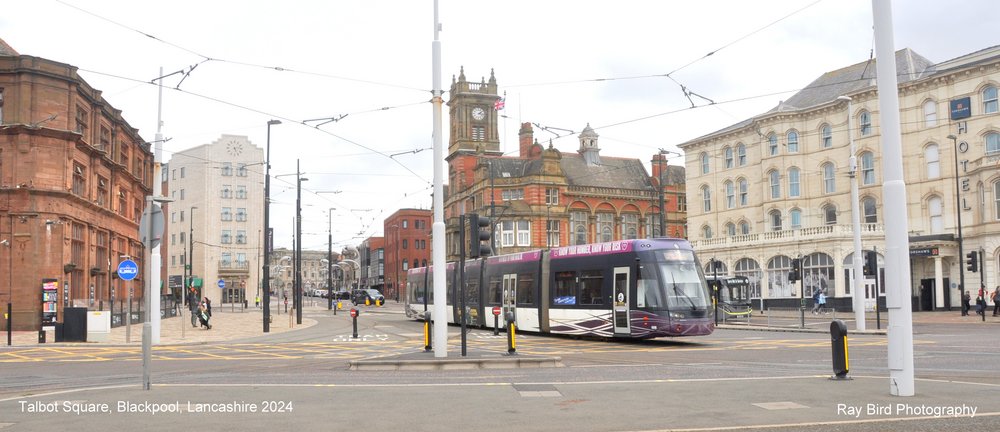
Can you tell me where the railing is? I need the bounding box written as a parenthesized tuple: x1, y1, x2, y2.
(218, 261, 250, 271)
(692, 223, 884, 250)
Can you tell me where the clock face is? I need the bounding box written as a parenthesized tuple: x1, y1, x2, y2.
(226, 140, 243, 156)
(471, 107, 486, 121)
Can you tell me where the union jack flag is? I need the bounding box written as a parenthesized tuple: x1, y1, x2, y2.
(494, 97, 505, 111)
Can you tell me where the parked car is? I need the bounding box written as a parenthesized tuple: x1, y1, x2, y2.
(352, 289, 384, 305)
(333, 290, 351, 300)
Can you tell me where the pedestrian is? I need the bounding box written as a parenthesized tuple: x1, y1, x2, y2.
(992, 286, 999, 317)
(255, 295, 260, 308)
(961, 290, 971, 316)
(818, 289, 827, 314)
(197, 299, 212, 329)
(204, 297, 212, 320)
(975, 293, 986, 317)
(811, 289, 822, 314)
(188, 291, 199, 327)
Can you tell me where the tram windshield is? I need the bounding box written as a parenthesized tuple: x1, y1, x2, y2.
(637, 249, 711, 312)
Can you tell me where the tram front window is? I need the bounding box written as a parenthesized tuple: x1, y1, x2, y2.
(639, 250, 711, 317)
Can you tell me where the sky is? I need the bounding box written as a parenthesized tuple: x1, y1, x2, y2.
(3, 0, 999, 251)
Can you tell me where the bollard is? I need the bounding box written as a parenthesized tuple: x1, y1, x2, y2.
(365, 297, 371, 307)
(350, 308, 359, 338)
(423, 311, 432, 352)
(505, 311, 516, 355)
(334, 301, 339, 315)
(829, 319, 851, 380)
(6, 302, 11, 346)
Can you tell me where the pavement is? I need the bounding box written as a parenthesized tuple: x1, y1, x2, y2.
(4, 303, 998, 347)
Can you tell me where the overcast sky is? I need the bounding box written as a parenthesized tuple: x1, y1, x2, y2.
(4, 0, 999, 251)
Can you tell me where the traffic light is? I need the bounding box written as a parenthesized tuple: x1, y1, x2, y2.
(468, 213, 492, 258)
(863, 251, 878, 276)
(966, 251, 979, 272)
(788, 258, 801, 282)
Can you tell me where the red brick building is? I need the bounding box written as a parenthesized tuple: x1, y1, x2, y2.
(383, 209, 431, 301)
(443, 69, 687, 261)
(0, 39, 153, 330)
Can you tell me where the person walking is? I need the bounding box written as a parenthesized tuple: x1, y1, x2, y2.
(255, 295, 260, 309)
(188, 291, 199, 327)
(992, 286, 999, 317)
(961, 290, 971, 316)
(810, 289, 822, 314)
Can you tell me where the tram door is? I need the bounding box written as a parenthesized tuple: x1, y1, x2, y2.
(613, 267, 630, 335)
(502, 274, 517, 327)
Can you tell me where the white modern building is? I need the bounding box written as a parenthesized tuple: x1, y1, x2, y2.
(166, 135, 265, 306)
(679, 46, 1000, 312)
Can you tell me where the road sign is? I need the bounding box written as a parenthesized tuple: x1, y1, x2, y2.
(218, 279, 226, 289)
(117, 260, 139, 281)
(492, 306, 501, 316)
(139, 202, 165, 249)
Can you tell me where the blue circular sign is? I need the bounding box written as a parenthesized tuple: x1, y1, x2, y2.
(218, 279, 226, 289)
(117, 260, 139, 281)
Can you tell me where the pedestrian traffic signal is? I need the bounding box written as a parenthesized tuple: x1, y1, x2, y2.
(863, 251, 878, 276)
(788, 258, 801, 282)
(966, 251, 978, 272)
(468, 213, 492, 258)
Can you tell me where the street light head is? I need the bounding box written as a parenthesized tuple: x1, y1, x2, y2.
(947, 134, 957, 140)
(268, 120, 282, 126)
(301, 177, 309, 182)
(837, 95, 852, 102)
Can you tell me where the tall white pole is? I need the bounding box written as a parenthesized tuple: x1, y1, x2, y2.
(430, 0, 448, 357)
(871, 0, 914, 396)
(151, 67, 165, 344)
(840, 96, 867, 331)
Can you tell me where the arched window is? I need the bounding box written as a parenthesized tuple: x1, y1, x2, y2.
(863, 197, 877, 223)
(925, 143, 940, 179)
(700, 152, 710, 174)
(702, 185, 712, 212)
(923, 100, 937, 127)
(725, 181, 735, 209)
(788, 168, 800, 197)
(929, 196, 943, 234)
(769, 170, 780, 199)
(738, 178, 748, 206)
(769, 209, 782, 231)
(723, 146, 733, 168)
(736, 143, 747, 166)
(994, 180, 1000, 220)
(766, 255, 794, 298)
(739, 221, 751, 235)
(571, 210, 588, 245)
(725, 222, 736, 237)
(822, 204, 837, 225)
(787, 130, 799, 153)
(987, 132, 1000, 155)
(859, 110, 872, 136)
(702, 225, 713, 239)
(821, 124, 832, 148)
(802, 253, 835, 298)
(790, 208, 802, 229)
(735, 258, 762, 298)
(861, 151, 875, 185)
(984, 86, 998, 114)
(768, 133, 778, 156)
(822, 163, 836, 193)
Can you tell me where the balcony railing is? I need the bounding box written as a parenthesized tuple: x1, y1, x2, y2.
(691, 223, 885, 250)
(218, 261, 250, 272)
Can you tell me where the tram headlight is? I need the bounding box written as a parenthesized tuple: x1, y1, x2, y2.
(669, 312, 685, 319)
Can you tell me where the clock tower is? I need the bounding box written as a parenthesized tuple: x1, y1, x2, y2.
(447, 67, 502, 158)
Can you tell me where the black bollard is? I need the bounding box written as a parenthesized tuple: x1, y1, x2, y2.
(492, 306, 500, 336)
(505, 311, 516, 355)
(423, 311, 432, 352)
(829, 319, 851, 380)
(351, 308, 359, 339)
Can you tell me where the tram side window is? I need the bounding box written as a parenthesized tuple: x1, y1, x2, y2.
(467, 279, 480, 306)
(637, 265, 665, 308)
(516, 273, 536, 305)
(553, 271, 577, 305)
(488, 275, 502, 304)
(579, 270, 603, 305)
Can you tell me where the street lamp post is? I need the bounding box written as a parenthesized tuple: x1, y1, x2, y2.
(839, 95, 866, 330)
(262, 119, 280, 333)
(391, 224, 400, 303)
(657, 152, 666, 237)
(294, 159, 308, 325)
(327, 207, 335, 311)
(948, 134, 966, 305)
(187, 206, 197, 308)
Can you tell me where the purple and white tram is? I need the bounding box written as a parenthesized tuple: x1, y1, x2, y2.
(405, 238, 714, 339)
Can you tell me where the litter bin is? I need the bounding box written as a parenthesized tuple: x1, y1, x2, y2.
(61, 307, 88, 342)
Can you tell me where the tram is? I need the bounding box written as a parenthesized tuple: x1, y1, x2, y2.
(405, 238, 714, 339)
